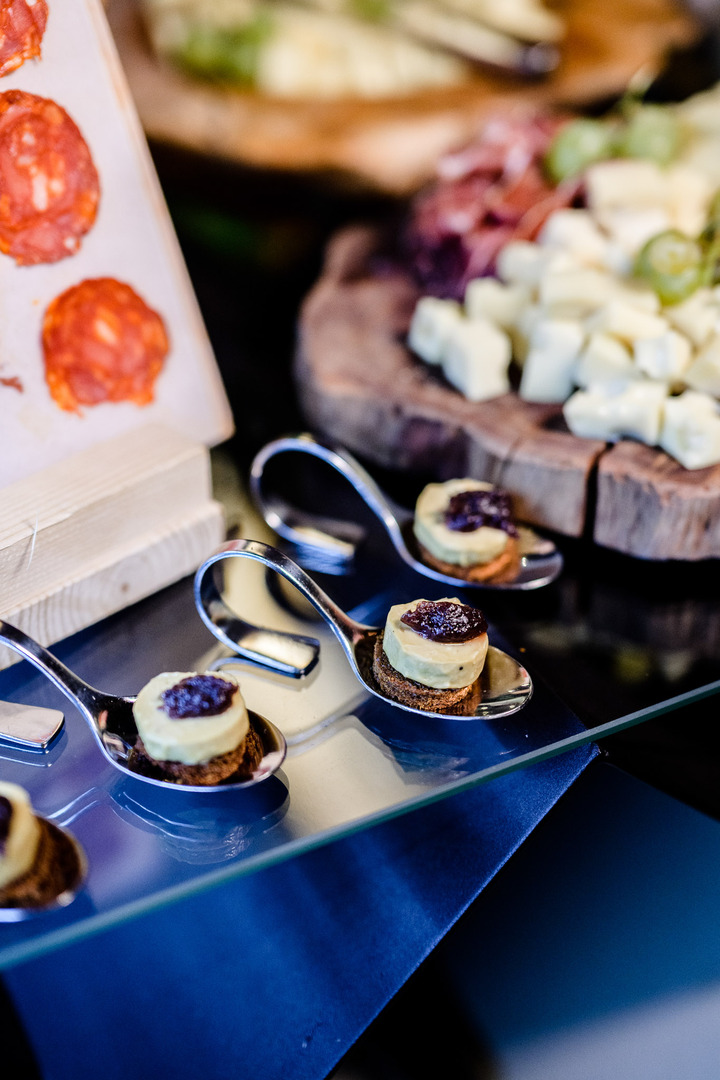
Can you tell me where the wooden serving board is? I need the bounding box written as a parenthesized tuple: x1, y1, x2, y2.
(295, 226, 720, 561)
(106, 0, 697, 196)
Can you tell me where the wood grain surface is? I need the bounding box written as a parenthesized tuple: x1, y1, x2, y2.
(0, 425, 225, 668)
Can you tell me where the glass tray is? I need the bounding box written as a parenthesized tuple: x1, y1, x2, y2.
(1, 550, 718, 971)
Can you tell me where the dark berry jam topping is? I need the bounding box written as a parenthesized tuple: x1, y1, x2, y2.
(161, 674, 236, 719)
(444, 487, 518, 537)
(0, 796, 12, 855)
(401, 600, 487, 642)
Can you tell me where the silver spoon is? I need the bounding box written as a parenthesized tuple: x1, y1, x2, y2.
(0, 621, 286, 793)
(250, 433, 562, 589)
(194, 539, 533, 721)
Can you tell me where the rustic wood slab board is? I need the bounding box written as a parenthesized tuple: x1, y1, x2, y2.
(596, 442, 720, 560)
(295, 226, 720, 560)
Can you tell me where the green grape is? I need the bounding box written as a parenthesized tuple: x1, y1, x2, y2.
(544, 118, 615, 183)
(349, 0, 391, 21)
(634, 229, 708, 305)
(616, 104, 682, 166)
(175, 16, 273, 86)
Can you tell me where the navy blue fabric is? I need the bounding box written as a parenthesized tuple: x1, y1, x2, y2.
(5, 743, 596, 1080)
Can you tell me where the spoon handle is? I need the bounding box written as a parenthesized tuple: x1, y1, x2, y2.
(0, 620, 102, 720)
(194, 539, 372, 676)
(249, 433, 408, 571)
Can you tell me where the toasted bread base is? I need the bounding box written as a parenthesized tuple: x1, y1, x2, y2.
(0, 817, 79, 909)
(372, 633, 482, 716)
(128, 725, 263, 786)
(417, 534, 520, 584)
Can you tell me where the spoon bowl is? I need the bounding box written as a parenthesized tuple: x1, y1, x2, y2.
(0, 817, 87, 922)
(195, 539, 533, 721)
(0, 621, 286, 793)
(250, 433, 562, 589)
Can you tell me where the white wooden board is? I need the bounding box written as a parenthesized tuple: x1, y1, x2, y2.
(0, 0, 233, 489)
(0, 424, 226, 668)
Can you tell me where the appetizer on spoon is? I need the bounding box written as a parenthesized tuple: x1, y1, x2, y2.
(195, 539, 532, 721)
(250, 433, 562, 588)
(0, 621, 286, 793)
(0, 781, 86, 920)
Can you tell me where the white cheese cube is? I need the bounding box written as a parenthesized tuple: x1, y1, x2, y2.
(538, 267, 617, 315)
(611, 282, 661, 314)
(594, 207, 673, 261)
(674, 85, 720, 135)
(563, 379, 667, 444)
(665, 165, 714, 236)
(575, 333, 637, 388)
(634, 330, 692, 383)
(464, 278, 530, 330)
(519, 318, 585, 403)
(598, 241, 634, 278)
(659, 390, 720, 469)
(537, 208, 610, 267)
(585, 159, 670, 210)
(678, 137, 720, 188)
(683, 335, 720, 397)
(664, 288, 720, 349)
(585, 301, 669, 344)
(441, 318, 511, 401)
(495, 241, 574, 288)
(407, 297, 463, 365)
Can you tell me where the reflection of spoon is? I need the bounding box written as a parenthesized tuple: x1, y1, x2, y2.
(0, 620, 286, 794)
(109, 774, 289, 865)
(194, 539, 533, 721)
(0, 818, 86, 922)
(250, 433, 562, 589)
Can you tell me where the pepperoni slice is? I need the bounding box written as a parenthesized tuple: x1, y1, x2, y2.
(0, 89, 100, 265)
(0, 0, 49, 78)
(42, 278, 169, 413)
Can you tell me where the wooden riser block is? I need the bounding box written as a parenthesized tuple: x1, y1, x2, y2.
(0, 424, 226, 668)
(0, 502, 224, 670)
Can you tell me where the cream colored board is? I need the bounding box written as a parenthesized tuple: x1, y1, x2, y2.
(0, 0, 233, 490)
(0, 424, 226, 667)
(0, 424, 215, 610)
(0, 497, 225, 670)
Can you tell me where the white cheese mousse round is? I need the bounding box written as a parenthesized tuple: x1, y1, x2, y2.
(0, 781, 41, 892)
(382, 598, 488, 690)
(413, 478, 510, 567)
(132, 671, 249, 766)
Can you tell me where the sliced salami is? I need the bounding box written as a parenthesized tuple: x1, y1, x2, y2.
(0, 89, 100, 265)
(42, 278, 169, 413)
(0, 0, 49, 78)
(402, 112, 579, 299)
